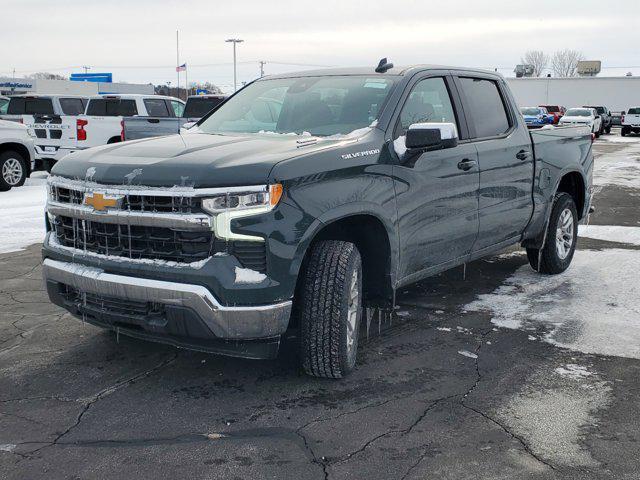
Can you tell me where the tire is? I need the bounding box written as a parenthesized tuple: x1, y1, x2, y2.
(299, 240, 363, 378)
(527, 193, 578, 274)
(621, 129, 627, 137)
(605, 125, 611, 134)
(0, 150, 27, 191)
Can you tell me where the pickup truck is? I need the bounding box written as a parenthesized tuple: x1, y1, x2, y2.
(559, 107, 602, 136)
(42, 63, 593, 378)
(0, 96, 9, 115)
(583, 105, 612, 134)
(77, 94, 185, 147)
(0, 119, 35, 190)
(1, 94, 88, 170)
(122, 94, 227, 141)
(621, 108, 640, 136)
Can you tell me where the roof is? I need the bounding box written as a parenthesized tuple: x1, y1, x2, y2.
(9, 93, 88, 98)
(87, 93, 183, 101)
(264, 64, 501, 80)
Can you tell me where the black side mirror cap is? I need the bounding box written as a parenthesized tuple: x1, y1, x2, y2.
(405, 122, 458, 150)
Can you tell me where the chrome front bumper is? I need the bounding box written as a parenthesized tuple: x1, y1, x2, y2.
(42, 258, 291, 340)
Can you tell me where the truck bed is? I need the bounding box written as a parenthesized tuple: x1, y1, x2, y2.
(123, 117, 190, 141)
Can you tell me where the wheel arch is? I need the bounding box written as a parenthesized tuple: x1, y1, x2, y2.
(291, 210, 397, 323)
(555, 170, 587, 219)
(0, 142, 31, 176)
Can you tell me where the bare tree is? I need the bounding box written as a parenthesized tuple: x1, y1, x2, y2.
(521, 50, 549, 77)
(26, 72, 68, 80)
(551, 50, 585, 77)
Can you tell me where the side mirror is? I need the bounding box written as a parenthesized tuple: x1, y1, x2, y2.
(405, 122, 458, 150)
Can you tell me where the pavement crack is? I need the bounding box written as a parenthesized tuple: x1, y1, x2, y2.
(24, 352, 178, 456)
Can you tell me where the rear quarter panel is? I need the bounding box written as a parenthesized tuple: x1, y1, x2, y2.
(522, 126, 593, 242)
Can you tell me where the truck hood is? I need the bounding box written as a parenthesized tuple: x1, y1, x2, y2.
(51, 132, 349, 187)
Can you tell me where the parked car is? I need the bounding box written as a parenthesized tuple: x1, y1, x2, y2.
(611, 111, 626, 127)
(559, 107, 602, 136)
(122, 94, 227, 140)
(0, 96, 9, 115)
(539, 105, 566, 124)
(0, 119, 35, 190)
(583, 105, 612, 134)
(42, 63, 593, 378)
(520, 106, 553, 128)
(621, 107, 640, 136)
(77, 94, 185, 147)
(0, 94, 88, 171)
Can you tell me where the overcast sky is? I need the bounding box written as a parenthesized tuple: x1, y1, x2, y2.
(2, 0, 639, 92)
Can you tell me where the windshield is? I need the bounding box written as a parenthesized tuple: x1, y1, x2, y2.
(198, 75, 396, 136)
(521, 108, 541, 116)
(566, 108, 592, 117)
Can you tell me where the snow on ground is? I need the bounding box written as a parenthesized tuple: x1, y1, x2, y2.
(579, 225, 640, 246)
(0, 172, 47, 254)
(465, 249, 640, 359)
(593, 135, 640, 190)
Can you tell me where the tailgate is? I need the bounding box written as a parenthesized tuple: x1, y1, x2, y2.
(24, 114, 76, 146)
(123, 117, 184, 141)
(624, 114, 640, 125)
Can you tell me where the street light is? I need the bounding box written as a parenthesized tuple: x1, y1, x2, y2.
(225, 38, 244, 92)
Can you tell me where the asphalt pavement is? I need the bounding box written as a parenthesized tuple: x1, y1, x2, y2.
(1, 133, 639, 480)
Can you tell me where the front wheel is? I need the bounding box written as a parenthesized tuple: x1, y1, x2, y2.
(605, 125, 611, 134)
(298, 240, 363, 378)
(0, 151, 27, 191)
(527, 193, 578, 274)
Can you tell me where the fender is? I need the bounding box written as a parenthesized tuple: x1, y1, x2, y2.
(287, 200, 399, 289)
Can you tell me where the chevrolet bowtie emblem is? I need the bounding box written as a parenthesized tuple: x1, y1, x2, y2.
(83, 192, 121, 211)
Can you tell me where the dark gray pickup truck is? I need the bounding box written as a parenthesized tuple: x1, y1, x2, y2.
(42, 62, 593, 378)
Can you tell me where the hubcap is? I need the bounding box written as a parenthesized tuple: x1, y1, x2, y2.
(346, 268, 360, 357)
(555, 208, 574, 260)
(2, 158, 23, 186)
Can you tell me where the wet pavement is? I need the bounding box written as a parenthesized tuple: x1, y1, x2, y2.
(1, 134, 640, 479)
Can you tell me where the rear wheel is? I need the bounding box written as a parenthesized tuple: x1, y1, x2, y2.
(299, 240, 363, 378)
(605, 125, 611, 134)
(0, 151, 27, 191)
(527, 193, 578, 274)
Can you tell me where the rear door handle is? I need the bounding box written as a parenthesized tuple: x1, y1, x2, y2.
(147, 118, 160, 123)
(457, 159, 477, 171)
(516, 150, 531, 160)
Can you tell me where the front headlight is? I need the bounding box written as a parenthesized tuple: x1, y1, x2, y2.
(202, 184, 283, 214)
(202, 184, 283, 242)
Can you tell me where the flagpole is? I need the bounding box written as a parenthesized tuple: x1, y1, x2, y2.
(185, 64, 188, 100)
(176, 30, 180, 98)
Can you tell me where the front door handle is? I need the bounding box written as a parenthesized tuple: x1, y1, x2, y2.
(516, 150, 531, 160)
(457, 159, 477, 171)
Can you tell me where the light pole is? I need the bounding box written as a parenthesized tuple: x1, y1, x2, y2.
(225, 38, 244, 92)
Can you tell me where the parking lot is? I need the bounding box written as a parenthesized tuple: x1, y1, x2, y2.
(1, 132, 639, 479)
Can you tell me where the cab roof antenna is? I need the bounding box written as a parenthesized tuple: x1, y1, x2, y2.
(375, 58, 394, 73)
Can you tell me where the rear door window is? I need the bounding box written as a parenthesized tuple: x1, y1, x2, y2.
(143, 98, 171, 117)
(59, 98, 86, 115)
(8, 97, 55, 115)
(458, 77, 511, 138)
(183, 97, 225, 117)
(86, 99, 138, 116)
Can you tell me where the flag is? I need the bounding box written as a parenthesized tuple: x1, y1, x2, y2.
(176, 63, 186, 72)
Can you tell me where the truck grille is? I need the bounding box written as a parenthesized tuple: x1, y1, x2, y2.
(52, 214, 214, 263)
(49, 184, 200, 214)
(50, 215, 267, 271)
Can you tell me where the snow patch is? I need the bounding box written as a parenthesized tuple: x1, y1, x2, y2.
(555, 364, 594, 380)
(234, 266, 267, 284)
(0, 444, 16, 452)
(465, 249, 640, 359)
(436, 327, 452, 332)
(579, 225, 640, 246)
(458, 350, 478, 359)
(0, 173, 48, 254)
